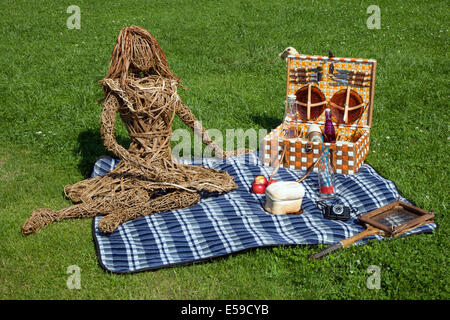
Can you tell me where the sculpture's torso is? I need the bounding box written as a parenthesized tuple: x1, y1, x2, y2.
(107, 76, 178, 167)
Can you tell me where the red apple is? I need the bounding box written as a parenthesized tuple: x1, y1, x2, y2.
(251, 183, 266, 194)
(253, 175, 268, 186)
(266, 179, 278, 187)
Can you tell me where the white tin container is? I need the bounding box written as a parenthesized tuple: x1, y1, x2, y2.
(264, 181, 305, 214)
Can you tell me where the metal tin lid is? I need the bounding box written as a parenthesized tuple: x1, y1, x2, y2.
(265, 181, 305, 201)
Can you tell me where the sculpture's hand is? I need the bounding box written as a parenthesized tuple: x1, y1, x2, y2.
(220, 148, 255, 159)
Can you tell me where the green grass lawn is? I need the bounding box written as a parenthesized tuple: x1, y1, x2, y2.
(0, 0, 448, 300)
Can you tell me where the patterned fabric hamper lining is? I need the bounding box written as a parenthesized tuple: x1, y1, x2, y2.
(92, 153, 436, 273)
(286, 55, 375, 126)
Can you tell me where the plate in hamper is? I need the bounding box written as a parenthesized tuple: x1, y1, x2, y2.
(329, 88, 365, 124)
(295, 85, 327, 121)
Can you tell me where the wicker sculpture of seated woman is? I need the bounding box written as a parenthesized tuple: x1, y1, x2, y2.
(22, 26, 246, 235)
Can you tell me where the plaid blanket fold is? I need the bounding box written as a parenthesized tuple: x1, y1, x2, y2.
(91, 153, 436, 273)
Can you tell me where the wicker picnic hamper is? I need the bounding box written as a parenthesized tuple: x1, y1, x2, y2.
(262, 53, 377, 175)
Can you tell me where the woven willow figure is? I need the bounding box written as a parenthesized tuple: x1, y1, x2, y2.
(22, 26, 247, 235)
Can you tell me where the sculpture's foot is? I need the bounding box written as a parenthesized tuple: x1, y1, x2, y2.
(21, 208, 58, 235)
(98, 214, 122, 234)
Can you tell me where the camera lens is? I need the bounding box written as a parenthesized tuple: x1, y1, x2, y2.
(332, 204, 344, 215)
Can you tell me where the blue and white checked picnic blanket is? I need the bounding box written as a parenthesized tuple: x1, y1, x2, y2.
(91, 153, 436, 273)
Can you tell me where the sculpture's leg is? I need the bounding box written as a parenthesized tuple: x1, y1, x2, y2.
(64, 162, 146, 203)
(98, 190, 201, 234)
(177, 164, 238, 193)
(21, 198, 109, 235)
(64, 176, 105, 203)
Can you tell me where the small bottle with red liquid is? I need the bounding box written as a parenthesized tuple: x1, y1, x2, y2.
(318, 150, 336, 198)
(323, 108, 336, 143)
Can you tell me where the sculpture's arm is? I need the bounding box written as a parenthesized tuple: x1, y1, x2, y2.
(175, 98, 225, 157)
(100, 93, 133, 161)
(175, 99, 252, 158)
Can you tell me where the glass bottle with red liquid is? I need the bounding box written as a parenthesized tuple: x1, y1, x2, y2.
(323, 108, 336, 143)
(318, 147, 336, 198)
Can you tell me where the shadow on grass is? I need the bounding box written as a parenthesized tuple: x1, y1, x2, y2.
(250, 114, 281, 130)
(75, 129, 129, 178)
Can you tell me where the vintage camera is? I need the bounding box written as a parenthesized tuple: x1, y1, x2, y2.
(316, 201, 351, 221)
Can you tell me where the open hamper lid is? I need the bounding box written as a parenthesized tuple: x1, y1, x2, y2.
(285, 53, 377, 129)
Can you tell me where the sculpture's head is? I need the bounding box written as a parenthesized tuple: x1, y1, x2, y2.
(105, 26, 179, 85)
